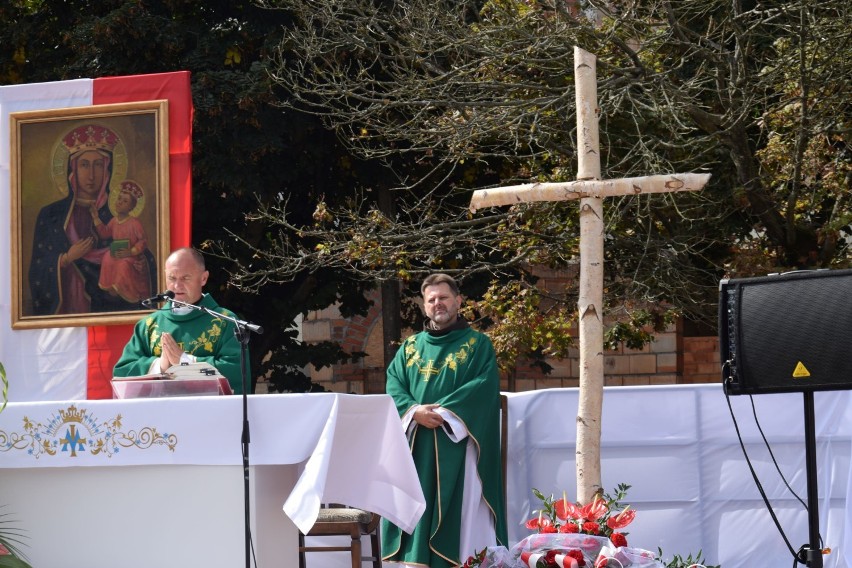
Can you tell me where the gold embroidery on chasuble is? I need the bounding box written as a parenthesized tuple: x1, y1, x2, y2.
(403, 335, 478, 382)
(146, 317, 227, 357)
(146, 316, 163, 356)
(187, 320, 224, 354)
(419, 359, 440, 380)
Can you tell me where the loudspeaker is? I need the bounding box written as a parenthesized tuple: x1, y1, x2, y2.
(719, 269, 852, 395)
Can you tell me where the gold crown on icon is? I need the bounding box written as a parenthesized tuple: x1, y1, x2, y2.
(62, 124, 119, 155)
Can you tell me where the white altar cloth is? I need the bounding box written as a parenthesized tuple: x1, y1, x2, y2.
(0, 393, 425, 568)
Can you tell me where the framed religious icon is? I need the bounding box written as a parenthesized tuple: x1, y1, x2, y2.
(10, 100, 170, 329)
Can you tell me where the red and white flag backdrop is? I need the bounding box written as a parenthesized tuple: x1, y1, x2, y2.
(0, 71, 193, 402)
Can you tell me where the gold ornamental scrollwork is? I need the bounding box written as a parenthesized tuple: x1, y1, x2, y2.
(0, 404, 178, 460)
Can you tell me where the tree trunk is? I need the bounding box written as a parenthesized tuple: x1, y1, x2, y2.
(574, 46, 603, 504)
(378, 185, 402, 392)
(380, 280, 401, 377)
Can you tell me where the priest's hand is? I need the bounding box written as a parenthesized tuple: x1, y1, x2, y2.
(158, 332, 184, 370)
(413, 404, 445, 429)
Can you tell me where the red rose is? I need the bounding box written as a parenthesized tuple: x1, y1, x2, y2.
(541, 524, 558, 533)
(544, 549, 560, 566)
(567, 549, 586, 567)
(610, 532, 628, 548)
(582, 521, 600, 535)
(559, 522, 580, 533)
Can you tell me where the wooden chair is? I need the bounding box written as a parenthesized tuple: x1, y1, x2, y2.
(297, 505, 381, 568)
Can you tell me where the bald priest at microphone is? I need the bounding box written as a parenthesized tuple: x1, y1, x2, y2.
(113, 247, 248, 394)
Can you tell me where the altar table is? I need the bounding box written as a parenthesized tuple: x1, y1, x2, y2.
(0, 393, 425, 568)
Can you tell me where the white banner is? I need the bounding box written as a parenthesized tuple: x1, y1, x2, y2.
(0, 80, 94, 402)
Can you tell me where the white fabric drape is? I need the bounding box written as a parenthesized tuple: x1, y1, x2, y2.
(505, 385, 852, 568)
(0, 80, 94, 402)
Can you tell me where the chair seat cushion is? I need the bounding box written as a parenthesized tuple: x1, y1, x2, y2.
(316, 508, 373, 524)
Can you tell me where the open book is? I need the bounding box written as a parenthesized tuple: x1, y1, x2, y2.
(113, 361, 222, 381)
(112, 362, 233, 397)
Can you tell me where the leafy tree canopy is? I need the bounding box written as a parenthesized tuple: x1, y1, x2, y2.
(233, 0, 851, 367)
(2, 0, 849, 381)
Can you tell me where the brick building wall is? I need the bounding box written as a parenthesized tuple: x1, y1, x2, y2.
(288, 288, 722, 394)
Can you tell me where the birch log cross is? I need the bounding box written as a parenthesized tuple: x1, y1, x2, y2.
(469, 47, 710, 505)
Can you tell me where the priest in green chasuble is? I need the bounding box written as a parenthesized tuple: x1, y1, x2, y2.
(382, 273, 508, 568)
(113, 247, 247, 394)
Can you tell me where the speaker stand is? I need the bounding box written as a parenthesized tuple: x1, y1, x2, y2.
(803, 391, 823, 568)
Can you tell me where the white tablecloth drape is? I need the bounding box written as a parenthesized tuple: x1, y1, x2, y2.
(282, 392, 427, 534)
(0, 392, 425, 534)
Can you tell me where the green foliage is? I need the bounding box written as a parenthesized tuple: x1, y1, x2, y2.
(463, 280, 576, 373)
(656, 548, 719, 568)
(0, 556, 32, 568)
(261, 336, 366, 393)
(255, 0, 851, 322)
(0, 361, 6, 414)
(0, 507, 31, 568)
(604, 308, 678, 351)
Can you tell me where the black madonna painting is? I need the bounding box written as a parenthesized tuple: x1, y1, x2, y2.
(10, 100, 170, 329)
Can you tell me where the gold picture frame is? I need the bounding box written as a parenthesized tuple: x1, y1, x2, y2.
(10, 100, 170, 329)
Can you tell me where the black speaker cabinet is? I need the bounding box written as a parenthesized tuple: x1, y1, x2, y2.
(719, 269, 852, 396)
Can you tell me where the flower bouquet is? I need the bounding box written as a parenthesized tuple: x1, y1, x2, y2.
(524, 484, 635, 543)
(517, 484, 667, 568)
(461, 484, 718, 568)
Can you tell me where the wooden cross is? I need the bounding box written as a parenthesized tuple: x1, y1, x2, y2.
(469, 47, 710, 504)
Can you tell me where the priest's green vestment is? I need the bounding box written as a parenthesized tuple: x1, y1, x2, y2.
(113, 293, 247, 394)
(382, 322, 508, 567)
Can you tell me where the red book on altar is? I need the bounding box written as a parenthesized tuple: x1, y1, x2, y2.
(111, 362, 233, 398)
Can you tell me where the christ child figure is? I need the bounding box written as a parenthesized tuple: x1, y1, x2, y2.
(91, 180, 152, 304)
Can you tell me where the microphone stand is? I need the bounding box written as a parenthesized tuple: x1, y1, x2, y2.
(168, 297, 262, 568)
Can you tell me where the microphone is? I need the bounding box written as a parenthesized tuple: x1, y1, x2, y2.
(141, 290, 175, 307)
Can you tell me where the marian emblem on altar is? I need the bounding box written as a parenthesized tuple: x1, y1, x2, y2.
(0, 404, 178, 460)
